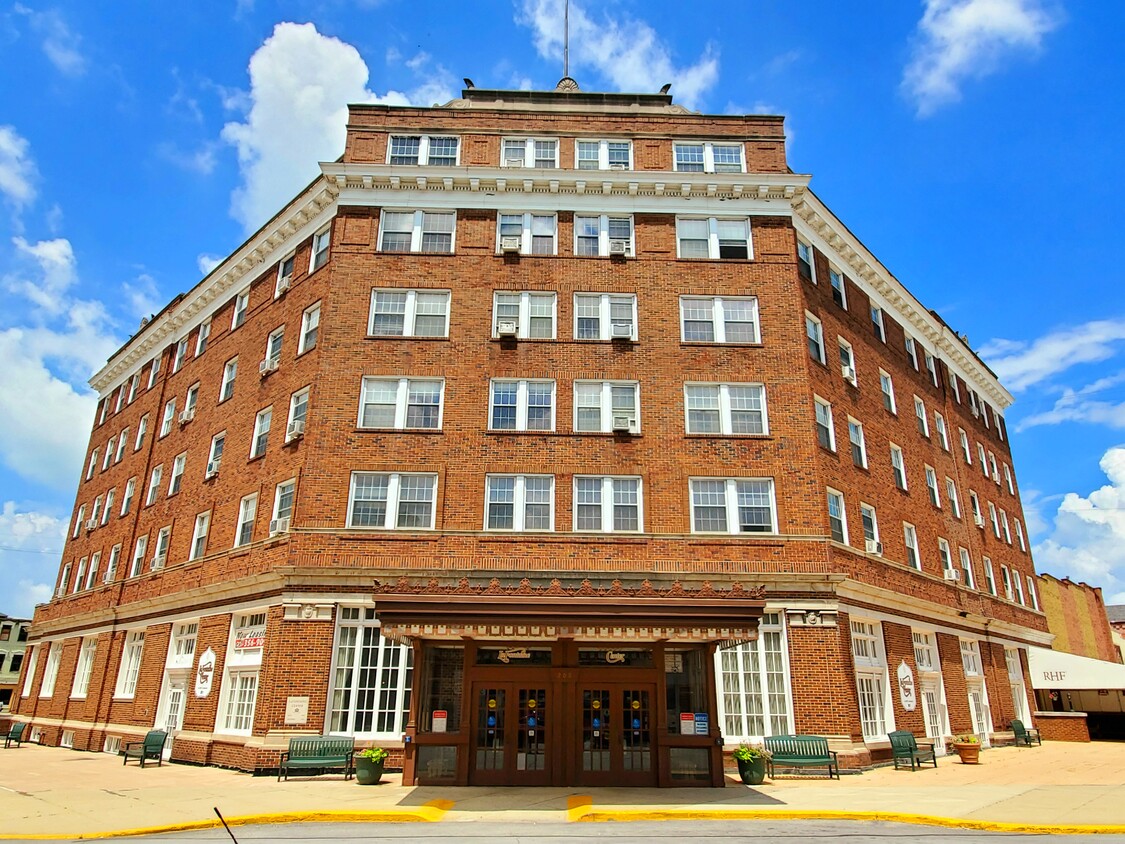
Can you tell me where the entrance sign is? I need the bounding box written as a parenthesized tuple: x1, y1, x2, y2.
(194, 647, 215, 698)
(432, 709, 448, 732)
(897, 660, 916, 711)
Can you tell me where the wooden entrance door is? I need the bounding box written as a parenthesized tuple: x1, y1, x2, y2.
(469, 682, 550, 786)
(576, 683, 656, 787)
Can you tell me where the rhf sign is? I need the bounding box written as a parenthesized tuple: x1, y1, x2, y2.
(195, 647, 216, 698)
(897, 661, 916, 711)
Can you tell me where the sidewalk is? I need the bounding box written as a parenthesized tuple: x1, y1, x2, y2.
(1, 741, 1124, 838)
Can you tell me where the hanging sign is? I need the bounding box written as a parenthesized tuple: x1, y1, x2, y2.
(195, 647, 216, 698)
(897, 660, 917, 712)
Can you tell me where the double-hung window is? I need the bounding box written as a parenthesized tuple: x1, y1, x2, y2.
(286, 388, 309, 441)
(946, 478, 961, 518)
(273, 479, 295, 524)
(490, 379, 555, 431)
(102, 442, 114, 471)
(348, 472, 437, 530)
(369, 289, 450, 337)
(890, 444, 907, 490)
(827, 489, 847, 543)
(681, 296, 759, 343)
(574, 380, 638, 433)
(152, 526, 170, 569)
(689, 478, 776, 534)
(848, 418, 867, 467)
(190, 512, 210, 560)
(120, 478, 135, 516)
(969, 490, 983, 525)
(575, 476, 642, 532)
(389, 135, 459, 166)
(184, 383, 199, 417)
(220, 358, 237, 402)
(310, 226, 331, 271)
(115, 631, 145, 698)
(871, 306, 885, 342)
(1003, 463, 1014, 494)
(502, 137, 557, 168)
(574, 214, 633, 257)
(838, 338, 856, 385)
(265, 327, 284, 368)
(673, 141, 744, 173)
(905, 335, 919, 370)
(196, 318, 211, 356)
(40, 642, 61, 697)
(485, 475, 554, 531)
(251, 408, 272, 457)
(127, 371, 141, 403)
(925, 351, 938, 386)
(934, 412, 949, 450)
(925, 466, 941, 507)
(829, 268, 846, 307)
(276, 254, 295, 295)
(989, 502, 1001, 538)
(232, 288, 249, 329)
(1001, 509, 1012, 544)
(960, 429, 972, 463)
(576, 139, 631, 170)
(684, 383, 766, 435)
(959, 547, 976, 588)
(135, 414, 148, 450)
(575, 293, 636, 340)
(904, 523, 920, 570)
(115, 431, 128, 463)
(914, 397, 929, 436)
(359, 377, 443, 429)
(977, 443, 988, 475)
(328, 607, 413, 739)
(797, 239, 814, 281)
(493, 291, 556, 339)
(235, 494, 257, 547)
(299, 303, 320, 353)
(498, 213, 556, 255)
(86, 450, 98, 481)
(1015, 518, 1026, 551)
(160, 399, 176, 437)
(676, 217, 751, 259)
(860, 503, 879, 547)
(169, 452, 186, 495)
(814, 397, 835, 451)
(104, 544, 121, 583)
(72, 638, 96, 699)
(880, 370, 896, 413)
(145, 466, 162, 506)
(379, 210, 456, 253)
(173, 337, 188, 373)
(983, 557, 997, 595)
(806, 313, 824, 362)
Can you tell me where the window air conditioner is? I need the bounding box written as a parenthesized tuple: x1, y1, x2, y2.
(178, 408, 195, 424)
(992, 469, 1000, 483)
(505, 158, 525, 168)
(970, 405, 980, 418)
(84, 519, 97, 531)
(276, 278, 290, 297)
(205, 459, 221, 479)
(496, 320, 519, 338)
(943, 569, 961, 582)
(609, 163, 627, 170)
(973, 513, 985, 528)
(608, 239, 628, 256)
(841, 364, 856, 382)
(611, 322, 633, 339)
(500, 236, 521, 253)
(865, 539, 883, 555)
(611, 415, 635, 433)
(286, 420, 306, 441)
(259, 358, 279, 376)
(269, 517, 291, 536)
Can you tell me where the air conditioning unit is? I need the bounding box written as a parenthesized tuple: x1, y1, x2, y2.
(611, 322, 633, 339)
(865, 539, 883, 555)
(992, 469, 1000, 483)
(504, 157, 525, 168)
(970, 405, 980, 418)
(269, 517, 291, 536)
(500, 236, 521, 253)
(943, 569, 961, 582)
(973, 513, 985, 528)
(178, 408, 195, 424)
(84, 519, 97, 531)
(608, 239, 628, 256)
(611, 415, 635, 433)
(842, 364, 857, 383)
(259, 358, 279, 376)
(609, 163, 627, 170)
(205, 459, 221, 479)
(275, 277, 290, 297)
(286, 420, 306, 441)
(496, 320, 518, 338)
(152, 553, 166, 569)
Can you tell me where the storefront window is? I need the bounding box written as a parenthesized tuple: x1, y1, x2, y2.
(329, 607, 413, 738)
(665, 648, 708, 734)
(717, 613, 792, 740)
(421, 645, 464, 732)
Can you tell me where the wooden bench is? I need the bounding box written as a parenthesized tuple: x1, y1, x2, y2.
(1011, 719, 1042, 747)
(278, 736, 355, 781)
(764, 734, 840, 779)
(123, 729, 167, 767)
(3, 722, 27, 749)
(888, 730, 937, 770)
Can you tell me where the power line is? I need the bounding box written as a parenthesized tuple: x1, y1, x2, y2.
(0, 544, 62, 554)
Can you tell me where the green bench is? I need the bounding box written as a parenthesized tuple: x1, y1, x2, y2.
(1011, 719, 1041, 747)
(278, 736, 355, 781)
(3, 722, 27, 749)
(888, 730, 937, 770)
(765, 734, 840, 779)
(123, 729, 167, 767)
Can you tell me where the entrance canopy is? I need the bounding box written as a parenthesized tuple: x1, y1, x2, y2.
(372, 576, 765, 645)
(1028, 646, 1125, 690)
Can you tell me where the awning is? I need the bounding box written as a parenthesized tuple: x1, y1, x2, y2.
(1027, 646, 1125, 690)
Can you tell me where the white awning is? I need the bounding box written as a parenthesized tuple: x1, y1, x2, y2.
(1027, 646, 1125, 690)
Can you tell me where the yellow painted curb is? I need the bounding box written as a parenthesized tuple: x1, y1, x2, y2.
(0, 799, 456, 840)
(571, 806, 1125, 835)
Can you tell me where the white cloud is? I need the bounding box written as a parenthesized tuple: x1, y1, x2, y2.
(121, 272, 161, 322)
(405, 51, 430, 71)
(902, 0, 1058, 117)
(1017, 371, 1125, 431)
(0, 502, 63, 616)
(14, 4, 86, 77)
(0, 125, 37, 208)
(197, 253, 223, 275)
(8, 235, 77, 313)
(517, 0, 719, 109)
(157, 140, 219, 175)
(980, 318, 1125, 392)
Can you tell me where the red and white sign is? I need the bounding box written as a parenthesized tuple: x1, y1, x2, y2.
(432, 709, 448, 733)
(680, 713, 696, 735)
(234, 628, 265, 650)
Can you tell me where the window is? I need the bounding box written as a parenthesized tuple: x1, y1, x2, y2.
(115, 631, 145, 697)
(115, 383, 126, 413)
(299, 303, 320, 353)
(493, 291, 556, 339)
(869, 373, 893, 418)
(960, 428, 972, 463)
(358, 377, 443, 430)
(121, 478, 136, 516)
(573, 214, 633, 257)
(219, 613, 264, 735)
(989, 452, 1000, 483)
(848, 418, 867, 467)
(114, 432, 128, 463)
(502, 137, 557, 168)
(797, 239, 814, 281)
(676, 217, 751, 260)
(286, 388, 309, 442)
(173, 337, 188, 373)
(575, 381, 639, 433)
(169, 452, 186, 495)
(935, 412, 949, 450)
(217, 357, 238, 403)
(73, 558, 87, 594)
(348, 472, 436, 530)
(378, 210, 455, 253)
(913, 631, 938, 672)
(488, 379, 555, 431)
(925, 351, 938, 386)
(145, 465, 162, 506)
(574, 476, 642, 532)
(190, 512, 210, 560)
(914, 396, 929, 437)
(969, 490, 983, 525)
(152, 526, 170, 570)
(99, 398, 109, 425)
(575, 293, 636, 340)
(91, 495, 103, 527)
(838, 338, 856, 385)
(496, 212, 556, 256)
(196, 318, 211, 356)
(104, 544, 121, 583)
(485, 475, 554, 531)
(72, 505, 85, 539)
(264, 327, 284, 369)
(870, 306, 885, 342)
(890, 444, 907, 490)
(689, 478, 776, 534)
(959, 547, 976, 588)
(1003, 463, 1014, 494)
(171, 622, 198, 665)
(684, 383, 766, 435)
(40, 642, 62, 697)
(251, 408, 272, 457)
(827, 489, 847, 543)
(329, 606, 413, 738)
(989, 502, 1000, 538)
(946, 478, 961, 518)
(978, 443, 988, 476)
(235, 493, 257, 547)
(905, 335, 919, 370)
(135, 414, 148, 450)
(72, 638, 96, 698)
(1015, 518, 1026, 551)
(127, 371, 141, 403)
(147, 355, 161, 390)
(1027, 576, 1039, 610)
(717, 613, 792, 741)
(1001, 564, 1014, 600)
(904, 523, 920, 570)
(86, 449, 98, 480)
(576, 139, 631, 170)
(276, 254, 295, 296)
(673, 141, 744, 173)
(232, 288, 249, 329)
(208, 432, 225, 475)
(851, 620, 891, 739)
(805, 313, 824, 363)
(814, 397, 835, 451)
(160, 399, 176, 437)
(85, 551, 100, 588)
(829, 268, 846, 308)
(680, 296, 759, 343)
(310, 226, 331, 271)
(369, 289, 450, 337)
(389, 134, 458, 166)
(860, 503, 879, 546)
(983, 557, 997, 595)
(129, 535, 147, 578)
(56, 562, 71, 596)
(273, 479, 295, 523)
(102, 440, 114, 470)
(1001, 510, 1012, 544)
(960, 639, 983, 676)
(925, 466, 940, 507)
(184, 383, 199, 418)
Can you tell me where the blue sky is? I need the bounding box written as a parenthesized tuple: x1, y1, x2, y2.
(2, 0, 1124, 618)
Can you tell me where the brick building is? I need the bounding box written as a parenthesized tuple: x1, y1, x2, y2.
(11, 80, 1050, 786)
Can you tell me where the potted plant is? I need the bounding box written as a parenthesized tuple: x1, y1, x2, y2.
(951, 734, 981, 764)
(354, 747, 388, 784)
(732, 744, 771, 785)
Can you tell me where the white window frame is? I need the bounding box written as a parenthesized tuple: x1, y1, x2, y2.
(299, 302, 320, 354)
(946, 478, 961, 518)
(497, 212, 557, 255)
(310, 225, 331, 271)
(880, 370, 896, 414)
(276, 253, 295, 296)
(168, 452, 186, 496)
(287, 387, 309, 441)
(72, 505, 85, 539)
(925, 466, 941, 508)
(574, 293, 637, 341)
(21, 646, 37, 697)
(905, 335, 919, 370)
(358, 377, 444, 430)
(484, 474, 555, 531)
(368, 289, 451, 338)
(40, 641, 62, 697)
(806, 312, 824, 363)
(378, 210, 456, 254)
(273, 478, 296, 523)
(860, 502, 879, 546)
(935, 412, 949, 450)
(575, 138, 633, 170)
(208, 431, 225, 475)
(848, 418, 867, 468)
(216, 611, 266, 736)
(1014, 572, 1026, 605)
(1027, 576, 1039, 610)
(145, 466, 162, 507)
(1003, 463, 1014, 494)
(871, 306, 885, 343)
(673, 141, 745, 173)
(501, 137, 558, 168)
(914, 396, 930, 437)
(160, 399, 176, 437)
(573, 475, 643, 533)
(128, 371, 141, 403)
(689, 477, 777, 534)
(115, 630, 145, 698)
(189, 511, 210, 560)
(232, 288, 249, 330)
(347, 472, 438, 530)
(989, 502, 1000, 538)
(388, 134, 460, 166)
(675, 217, 752, 260)
(958, 547, 975, 588)
(904, 523, 920, 570)
(573, 213, 634, 257)
(828, 267, 847, 308)
(235, 493, 257, 547)
(683, 382, 767, 436)
(489, 379, 556, 432)
(121, 477, 136, 516)
(890, 443, 907, 490)
(938, 537, 953, 573)
(960, 428, 972, 463)
(983, 557, 997, 595)
(715, 612, 795, 742)
(327, 607, 413, 740)
(104, 544, 121, 584)
(492, 291, 556, 339)
(814, 397, 835, 452)
(851, 619, 894, 740)
(925, 351, 938, 386)
(1001, 509, 1012, 544)
(129, 535, 147, 578)
(681, 296, 760, 344)
(86, 449, 98, 480)
(102, 440, 114, 471)
(196, 318, 211, 356)
(71, 637, 97, 699)
(85, 550, 101, 588)
(978, 443, 989, 476)
(827, 488, 847, 544)
(153, 525, 170, 570)
(173, 337, 188, 373)
(575, 380, 640, 434)
(251, 407, 272, 458)
(1016, 518, 1026, 551)
(1001, 564, 1014, 600)
(838, 337, 857, 385)
(135, 414, 148, 450)
(970, 490, 983, 525)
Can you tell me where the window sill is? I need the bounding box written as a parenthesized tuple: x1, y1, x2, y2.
(377, 250, 457, 257)
(489, 337, 558, 343)
(247, 454, 266, 464)
(674, 257, 753, 264)
(685, 433, 772, 440)
(339, 531, 438, 541)
(355, 427, 442, 435)
(295, 345, 317, 359)
(484, 429, 558, 436)
(680, 341, 764, 349)
(366, 334, 451, 341)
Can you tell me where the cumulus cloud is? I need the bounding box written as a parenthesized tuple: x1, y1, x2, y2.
(902, 0, 1059, 117)
(1018, 372, 1125, 431)
(517, 0, 719, 108)
(980, 318, 1125, 392)
(9, 235, 77, 312)
(0, 125, 37, 209)
(13, 4, 86, 77)
(197, 253, 223, 275)
(0, 503, 65, 615)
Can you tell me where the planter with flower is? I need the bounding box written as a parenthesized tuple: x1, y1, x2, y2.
(951, 734, 980, 765)
(732, 744, 771, 785)
(354, 747, 389, 784)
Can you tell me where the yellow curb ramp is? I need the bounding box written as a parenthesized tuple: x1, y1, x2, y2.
(0, 800, 455, 841)
(565, 797, 1125, 835)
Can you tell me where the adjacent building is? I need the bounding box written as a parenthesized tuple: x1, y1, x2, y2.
(0, 613, 31, 713)
(11, 80, 1051, 786)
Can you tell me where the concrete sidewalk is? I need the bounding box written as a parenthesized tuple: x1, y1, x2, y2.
(1, 741, 1124, 838)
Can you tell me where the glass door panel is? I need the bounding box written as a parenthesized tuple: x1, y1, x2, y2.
(581, 688, 612, 773)
(474, 687, 506, 771)
(620, 688, 651, 772)
(518, 688, 547, 772)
